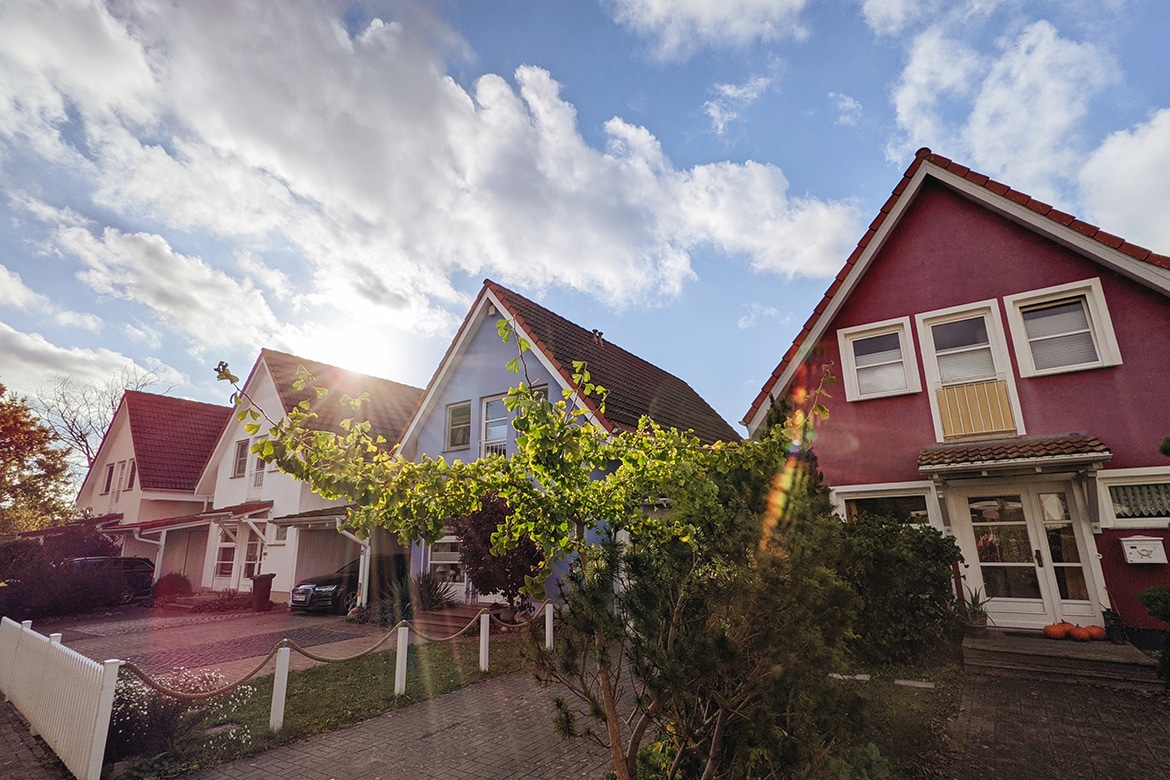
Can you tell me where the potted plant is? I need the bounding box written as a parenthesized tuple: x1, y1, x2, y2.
(961, 585, 992, 636)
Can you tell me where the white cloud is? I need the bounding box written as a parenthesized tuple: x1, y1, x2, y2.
(609, 0, 809, 59)
(1079, 108, 1170, 253)
(737, 302, 784, 329)
(704, 76, 772, 135)
(829, 92, 863, 126)
(55, 226, 283, 350)
(0, 262, 102, 331)
(888, 21, 1115, 203)
(0, 320, 171, 399)
(859, 0, 939, 36)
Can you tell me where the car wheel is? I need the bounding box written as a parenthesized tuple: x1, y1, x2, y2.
(120, 585, 137, 605)
(339, 590, 359, 614)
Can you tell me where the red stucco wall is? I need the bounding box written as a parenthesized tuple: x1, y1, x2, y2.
(799, 180, 1170, 487)
(1096, 529, 1170, 630)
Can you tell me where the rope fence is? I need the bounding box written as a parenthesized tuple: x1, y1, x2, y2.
(114, 601, 557, 733)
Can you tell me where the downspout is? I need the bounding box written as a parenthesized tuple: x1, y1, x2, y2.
(130, 528, 164, 583)
(336, 520, 371, 608)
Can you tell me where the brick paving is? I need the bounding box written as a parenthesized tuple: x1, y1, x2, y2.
(949, 674, 1170, 779)
(0, 700, 70, 780)
(189, 672, 612, 780)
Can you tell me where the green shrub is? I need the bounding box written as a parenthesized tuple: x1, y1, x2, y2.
(0, 540, 45, 579)
(152, 572, 193, 603)
(409, 571, 455, 612)
(191, 590, 253, 613)
(105, 667, 253, 768)
(837, 514, 963, 664)
(0, 559, 123, 621)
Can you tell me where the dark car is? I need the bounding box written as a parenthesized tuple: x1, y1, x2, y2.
(290, 553, 408, 614)
(69, 556, 156, 604)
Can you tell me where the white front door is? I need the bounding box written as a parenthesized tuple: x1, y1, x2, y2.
(950, 483, 1102, 629)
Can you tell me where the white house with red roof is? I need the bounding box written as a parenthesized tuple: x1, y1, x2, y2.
(74, 391, 232, 572)
(397, 279, 738, 589)
(744, 149, 1170, 634)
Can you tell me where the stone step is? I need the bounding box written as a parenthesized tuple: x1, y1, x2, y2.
(963, 631, 1162, 691)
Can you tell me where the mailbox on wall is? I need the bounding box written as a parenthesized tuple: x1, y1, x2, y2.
(1121, 536, 1168, 564)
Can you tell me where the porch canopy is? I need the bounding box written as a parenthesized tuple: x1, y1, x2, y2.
(270, 505, 352, 531)
(918, 433, 1112, 478)
(102, 500, 274, 541)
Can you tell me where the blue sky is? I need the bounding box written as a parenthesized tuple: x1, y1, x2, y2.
(1, 0, 1168, 434)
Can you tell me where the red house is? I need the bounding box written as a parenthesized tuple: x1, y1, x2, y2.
(744, 149, 1170, 634)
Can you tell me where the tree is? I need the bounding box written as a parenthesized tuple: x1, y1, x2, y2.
(35, 366, 160, 470)
(452, 495, 542, 609)
(0, 384, 74, 535)
(214, 326, 840, 780)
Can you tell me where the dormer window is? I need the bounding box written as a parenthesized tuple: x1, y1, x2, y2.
(838, 317, 921, 402)
(232, 440, 249, 478)
(1005, 279, 1122, 377)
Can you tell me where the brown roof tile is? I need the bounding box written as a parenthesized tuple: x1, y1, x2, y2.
(261, 349, 424, 444)
(742, 148, 1170, 427)
(486, 281, 740, 445)
(917, 434, 1111, 470)
(124, 392, 233, 492)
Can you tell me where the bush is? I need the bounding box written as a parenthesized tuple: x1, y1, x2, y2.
(349, 571, 454, 626)
(191, 590, 253, 613)
(0, 558, 123, 621)
(837, 514, 963, 664)
(152, 573, 193, 604)
(105, 667, 253, 768)
(409, 571, 456, 612)
(0, 540, 45, 579)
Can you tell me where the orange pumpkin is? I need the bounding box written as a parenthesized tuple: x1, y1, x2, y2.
(1069, 625, 1092, 641)
(1086, 625, 1107, 641)
(1043, 623, 1070, 639)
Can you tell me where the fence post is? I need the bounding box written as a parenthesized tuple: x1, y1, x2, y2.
(84, 660, 121, 780)
(48, 633, 62, 645)
(394, 625, 409, 696)
(479, 613, 490, 672)
(545, 602, 554, 650)
(269, 644, 291, 733)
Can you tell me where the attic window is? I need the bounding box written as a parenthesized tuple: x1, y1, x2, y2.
(101, 464, 115, 495)
(1004, 278, 1121, 377)
(837, 317, 921, 402)
(125, 460, 137, 491)
(232, 440, 249, 478)
(446, 402, 471, 450)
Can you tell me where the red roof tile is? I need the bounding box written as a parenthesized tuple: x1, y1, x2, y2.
(261, 349, 424, 443)
(917, 434, 1111, 470)
(742, 148, 1170, 427)
(486, 281, 740, 445)
(124, 392, 233, 492)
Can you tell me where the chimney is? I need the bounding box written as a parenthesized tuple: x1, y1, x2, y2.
(591, 329, 604, 345)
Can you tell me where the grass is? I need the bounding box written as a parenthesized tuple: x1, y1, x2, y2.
(114, 634, 532, 778)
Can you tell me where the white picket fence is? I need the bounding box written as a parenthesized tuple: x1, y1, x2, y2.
(0, 617, 120, 780)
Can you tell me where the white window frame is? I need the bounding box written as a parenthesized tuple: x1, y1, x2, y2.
(1004, 278, 1122, 378)
(1095, 467, 1170, 529)
(830, 481, 945, 533)
(445, 401, 471, 451)
(916, 299, 1025, 443)
(232, 440, 249, 478)
(101, 464, 115, 495)
(481, 394, 509, 457)
(125, 459, 136, 491)
(837, 316, 921, 402)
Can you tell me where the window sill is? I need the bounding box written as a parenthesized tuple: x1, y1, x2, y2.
(1018, 360, 1120, 379)
(849, 387, 920, 402)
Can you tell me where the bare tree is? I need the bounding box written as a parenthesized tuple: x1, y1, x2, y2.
(35, 367, 162, 470)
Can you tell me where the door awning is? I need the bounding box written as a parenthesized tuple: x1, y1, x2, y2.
(919, 433, 1112, 476)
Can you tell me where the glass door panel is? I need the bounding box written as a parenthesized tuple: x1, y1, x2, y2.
(1038, 492, 1090, 602)
(969, 496, 1041, 600)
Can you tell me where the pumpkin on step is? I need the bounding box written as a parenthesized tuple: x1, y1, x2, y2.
(1069, 625, 1092, 641)
(1042, 622, 1071, 639)
(1086, 625, 1107, 641)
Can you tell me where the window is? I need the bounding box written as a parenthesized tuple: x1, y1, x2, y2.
(101, 464, 115, 494)
(1097, 468, 1170, 529)
(243, 539, 261, 579)
(273, 525, 288, 543)
(833, 482, 941, 529)
(252, 453, 265, 488)
(215, 530, 236, 578)
(482, 396, 508, 457)
(845, 494, 930, 524)
(232, 440, 249, 478)
(125, 460, 136, 491)
(917, 301, 1022, 442)
(838, 317, 920, 401)
(1004, 278, 1122, 377)
(446, 402, 471, 450)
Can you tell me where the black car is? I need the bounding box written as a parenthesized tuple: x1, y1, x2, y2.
(69, 556, 156, 604)
(289, 554, 408, 614)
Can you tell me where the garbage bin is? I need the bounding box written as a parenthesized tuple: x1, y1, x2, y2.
(250, 572, 276, 612)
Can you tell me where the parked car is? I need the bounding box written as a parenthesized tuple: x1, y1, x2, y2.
(68, 556, 155, 605)
(290, 554, 408, 614)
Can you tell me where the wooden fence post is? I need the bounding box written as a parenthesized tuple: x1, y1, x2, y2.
(394, 625, 409, 696)
(269, 644, 291, 733)
(84, 660, 121, 780)
(479, 613, 490, 672)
